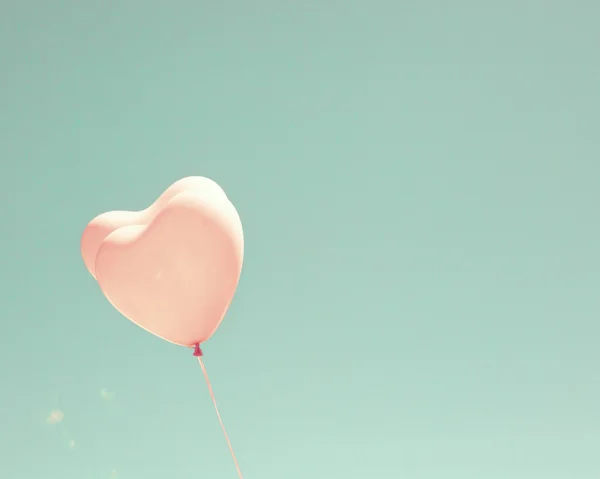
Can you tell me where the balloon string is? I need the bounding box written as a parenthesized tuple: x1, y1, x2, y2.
(198, 356, 244, 479)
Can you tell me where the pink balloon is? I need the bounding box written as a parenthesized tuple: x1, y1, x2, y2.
(81, 177, 244, 348)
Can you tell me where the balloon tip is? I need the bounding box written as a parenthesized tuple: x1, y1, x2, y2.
(193, 344, 203, 357)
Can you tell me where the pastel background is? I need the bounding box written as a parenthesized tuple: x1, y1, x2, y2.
(2, 2, 599, 478)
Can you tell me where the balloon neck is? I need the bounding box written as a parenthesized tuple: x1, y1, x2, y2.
(193, 344, 203, 357)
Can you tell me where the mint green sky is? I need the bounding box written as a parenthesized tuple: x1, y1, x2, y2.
(2, 2, 599, 478)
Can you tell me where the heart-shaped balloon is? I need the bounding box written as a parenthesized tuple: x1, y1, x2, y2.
(81, 177, 244, 347)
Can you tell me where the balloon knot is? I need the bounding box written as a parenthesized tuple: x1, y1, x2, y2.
(193, 343, 203, 357)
